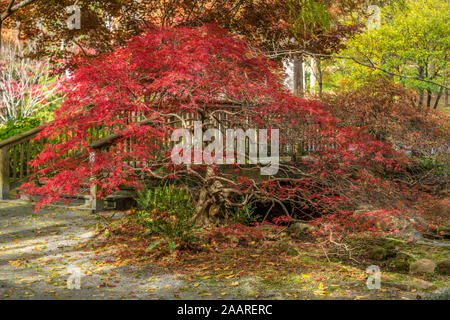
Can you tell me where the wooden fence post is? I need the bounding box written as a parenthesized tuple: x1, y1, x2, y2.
(0, 147, 10, 200)
(89, 183, 104, 212)
(87, 151, 104, 212)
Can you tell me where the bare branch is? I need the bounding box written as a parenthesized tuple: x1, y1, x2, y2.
(1, 0, 36, 20)
(265, 49, 450, 90)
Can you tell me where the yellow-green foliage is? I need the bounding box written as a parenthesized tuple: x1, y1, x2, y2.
(338, 0, 449, 93)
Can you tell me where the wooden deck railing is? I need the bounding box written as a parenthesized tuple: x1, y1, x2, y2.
(0, 112, 329, 210)
(0, 127, 44, 199)
(0, 115, 159, 207)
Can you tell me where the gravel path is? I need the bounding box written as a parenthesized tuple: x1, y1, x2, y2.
(0, 200, 191, 300)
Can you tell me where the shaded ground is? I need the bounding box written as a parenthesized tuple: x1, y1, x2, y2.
(0, 200, 448, 300)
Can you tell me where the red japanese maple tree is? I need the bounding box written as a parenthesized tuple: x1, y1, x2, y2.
(22, 24, 410, 230)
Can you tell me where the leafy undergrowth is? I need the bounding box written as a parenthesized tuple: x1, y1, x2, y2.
(87, 212, 450, 300)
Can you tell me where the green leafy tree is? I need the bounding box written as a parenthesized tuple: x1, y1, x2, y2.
(339, 0, 449, 109)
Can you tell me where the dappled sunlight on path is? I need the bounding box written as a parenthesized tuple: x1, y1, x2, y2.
(0, 200, 188, 299)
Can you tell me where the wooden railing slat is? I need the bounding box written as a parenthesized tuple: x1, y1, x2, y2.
(0, 147, 10, 199)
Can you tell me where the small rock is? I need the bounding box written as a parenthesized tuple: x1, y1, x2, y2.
(412, 279, 434, 290)
(368, 246, 395, 261)
(436, 260, 450, 276)
(80, 231, 96, 239)
(288, 222, 315, 238)
(410, 259, 436, 275)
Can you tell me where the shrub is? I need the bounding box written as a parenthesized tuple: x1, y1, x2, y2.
(415, 157, 448, 176)
(0, 117, 40, 141)
(134, 185, 199, 252)
(225, 200, 257, 225)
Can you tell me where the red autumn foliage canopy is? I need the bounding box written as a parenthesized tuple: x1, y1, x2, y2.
(322, 78, 450, 158)
(22, 24, 412, 232)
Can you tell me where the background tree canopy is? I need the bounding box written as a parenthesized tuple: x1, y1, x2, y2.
(338, 0, 449, 108)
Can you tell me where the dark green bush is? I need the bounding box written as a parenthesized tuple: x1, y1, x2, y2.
(416, 157, 447, 176)
(0, 117, 40, 141)
(226, 200, 257, 225)
(134, 185, 199, 252)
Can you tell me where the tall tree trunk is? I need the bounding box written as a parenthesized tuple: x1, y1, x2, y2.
(433, 86, 444, 109)
(426, 89, 432, 108)
(317, 59, 323, 95)
(310, 58, 316, 92)
(418, 66, 425, 109)
(418, 91, 424, 109)
(293, 55, 304, 97)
